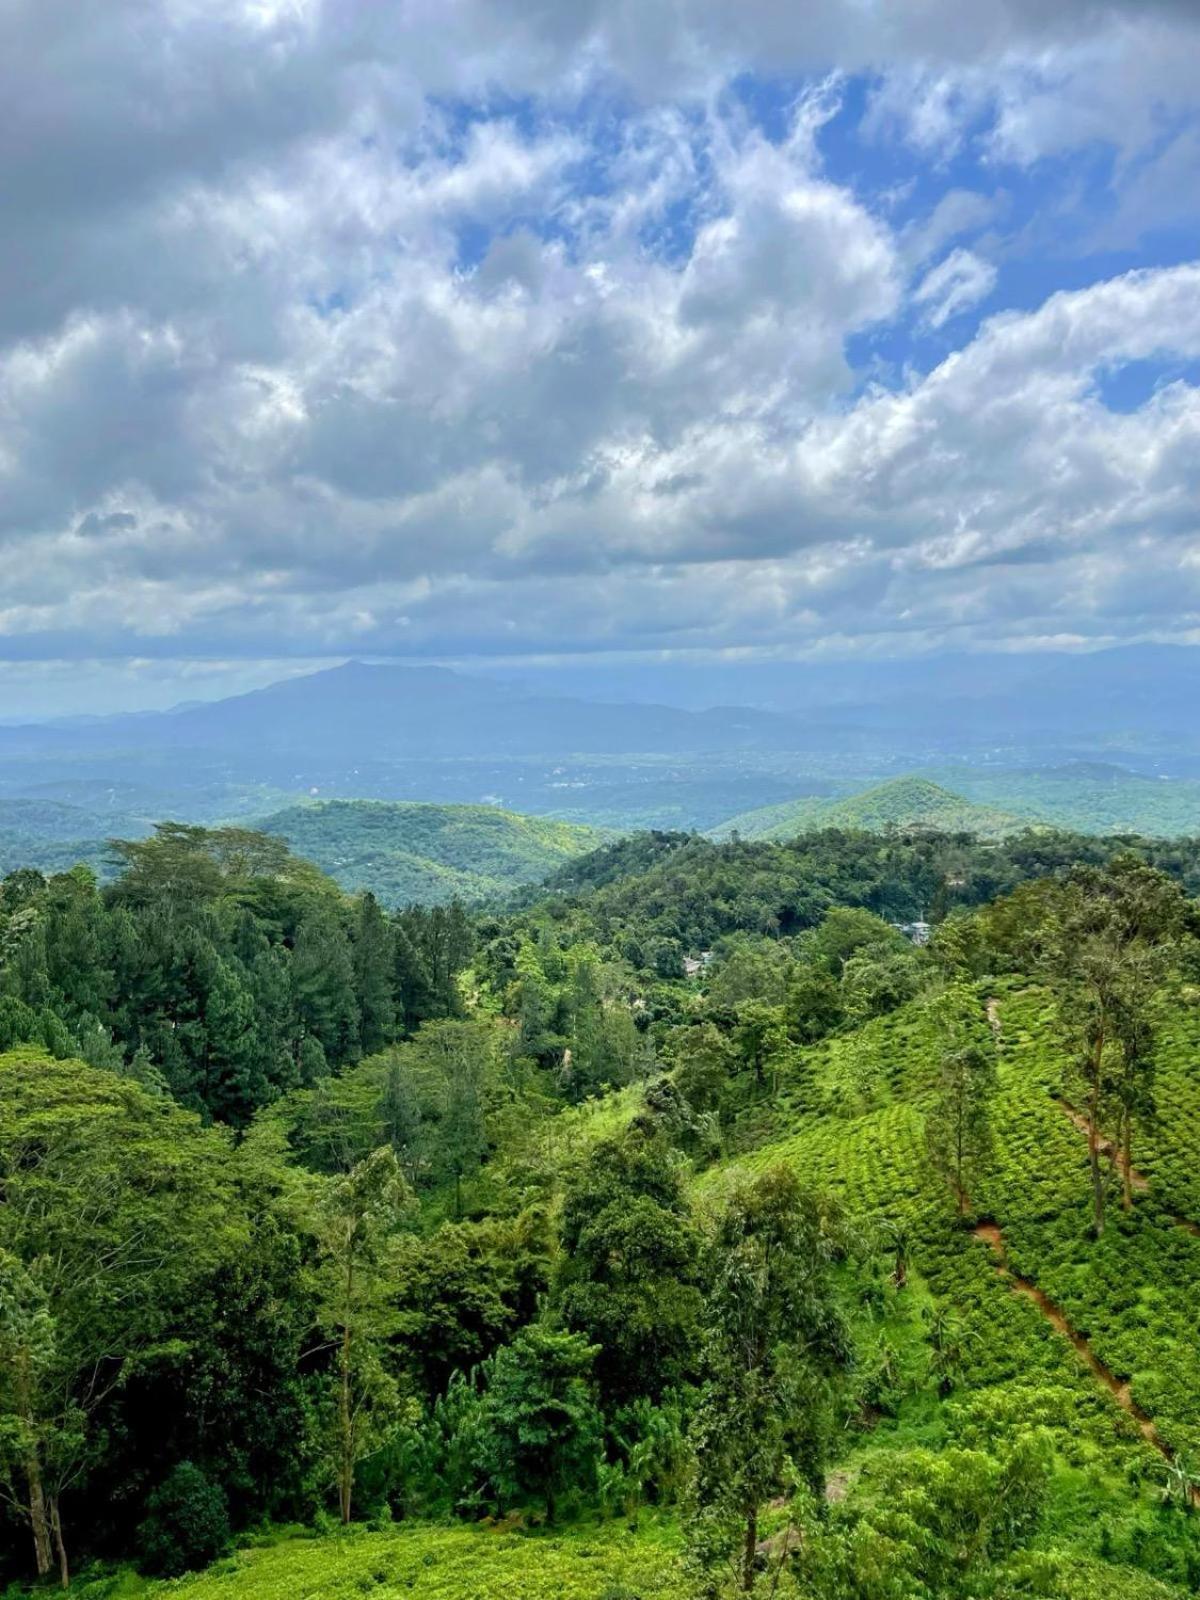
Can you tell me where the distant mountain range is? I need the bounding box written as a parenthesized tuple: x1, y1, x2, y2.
(2, 646, 1200, 843)
(5, 766, 1200, 907)
(0, 661, 809, 762)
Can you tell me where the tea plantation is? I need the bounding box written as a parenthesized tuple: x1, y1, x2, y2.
(695, 979, 1200, 1595)
(55, 1521, 687, 1600)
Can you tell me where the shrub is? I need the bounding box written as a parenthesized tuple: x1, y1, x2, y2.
(137, 1461, 231, 1577)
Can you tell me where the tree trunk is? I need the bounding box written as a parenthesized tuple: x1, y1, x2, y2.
(26, 1460, 53, 1580)
(338, 1247, 355, 1525)
(50, 1494, 69, 1590)
(741, 1502, 758, 1593)
(16, 1353, 53, 1579)
(1088, 1034, 1106, 1239)
(1122, 1109, 1134, 1213)
(338, 1317, 353, 1524)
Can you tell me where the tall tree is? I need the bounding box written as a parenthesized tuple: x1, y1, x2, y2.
(0, 1050, 241, 1585)
(687, 1166, 849, 1594)
(304, 1147, 412, 1523)
(558, 1133, 703, 1406)
(292, 908, 360, 1067)
(474, 1326, 602, 1523)
(923, 984, 998, 1217)
(352, 894, 395, 1056)
(1047, 858, 1184, 1235)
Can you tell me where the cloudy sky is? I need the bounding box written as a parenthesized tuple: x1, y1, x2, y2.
(2, 0, 1200, 715)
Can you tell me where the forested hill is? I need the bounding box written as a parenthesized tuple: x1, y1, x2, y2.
(711, 774, 1028, 841)
(256, 800, 604, 905)
(712, 768, 1200, 842)
(7, 822, 1200, 1596)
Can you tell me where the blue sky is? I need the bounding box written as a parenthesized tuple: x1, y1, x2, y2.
(1, 0, 1199, 716)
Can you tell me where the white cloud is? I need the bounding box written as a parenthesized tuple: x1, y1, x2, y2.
(914, 247, 998, 327)
(0, 0, 1198, 695)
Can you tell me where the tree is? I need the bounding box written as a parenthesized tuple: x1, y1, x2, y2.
(353, 894, 395, 1055)
(923, 984, 998, 1217)
(203, 960, 269, 1125)
(687, 1166, 850, 1594)
(379, 1053, 423, 1184)
(1047, 859, 1185, 1235)
(558, 1134, 703, 1406)
(474, 1326, 603, 1523)
(137, 1461, 230, 1577)
(304, 1146, 413, 1523)
(0, 1050, 241, 1586)
(292, 907, 360, 1067)
(785, 968, 843, 1045)
(732, 1000, 787, 1090)
(412, 1021, 500, 1218)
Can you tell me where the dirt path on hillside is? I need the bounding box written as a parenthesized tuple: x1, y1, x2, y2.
(988, 998, 1199, 1235)
(1052, 1100, 1200, 1236)
(1055, 1099, 1151, 1193)
(971, 1222, 1190, 1486)
(985, 996, 1002, 1038)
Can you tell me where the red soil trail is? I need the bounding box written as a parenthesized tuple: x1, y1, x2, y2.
(971, 1221, 1196, 1497)
(1055, 1099, 1151, 1193)
(1053, 1099, 1200, 1236)
(986, 997, 1199, 1234)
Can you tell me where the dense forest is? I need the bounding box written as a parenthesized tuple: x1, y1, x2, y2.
(4, 820, 1200, 1596)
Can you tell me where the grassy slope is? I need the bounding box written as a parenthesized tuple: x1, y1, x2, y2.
(256, 801, 605, 906)
(65, 1520, 686, 1600)
(711, 775, 1026, 841)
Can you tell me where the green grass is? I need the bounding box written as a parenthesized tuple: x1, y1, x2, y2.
(58, 1520, 686, 1600)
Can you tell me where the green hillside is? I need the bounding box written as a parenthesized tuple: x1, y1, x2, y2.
(256, 799, 605, 905)
(930, 763, 1200, 838)
(712, 774, 1026, 841)
(9, 828, 1200, 1596)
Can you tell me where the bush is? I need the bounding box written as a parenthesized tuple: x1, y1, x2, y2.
(137, 1461, 231, 1577)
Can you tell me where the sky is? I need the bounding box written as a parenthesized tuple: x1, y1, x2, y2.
(2, 0, 1200, 717)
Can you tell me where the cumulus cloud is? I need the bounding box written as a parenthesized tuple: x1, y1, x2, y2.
(0, 0, 1198, 706)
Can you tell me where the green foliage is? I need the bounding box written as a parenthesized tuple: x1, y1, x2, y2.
(7, 817, 1200, 1596)
(59, 1518, 690, 1600)
(136, 1462, 230, 1577)
(559, 1135, 703, 1406)
(473, 1326, 605, 1522)
(259, 800, 603, 907)
(686, 1166, 850, 1592)
(713, 776, 1025, 843)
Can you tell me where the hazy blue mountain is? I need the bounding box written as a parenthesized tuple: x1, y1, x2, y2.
(2, 647, 1200, 840)
(0, 662, 812, 760)
(482, 643, 1200, 746)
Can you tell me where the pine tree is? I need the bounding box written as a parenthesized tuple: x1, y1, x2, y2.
(378, 1055, 423, 1184)
(352, 894, 394, 1056)
(292, 909, 360, 1066)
